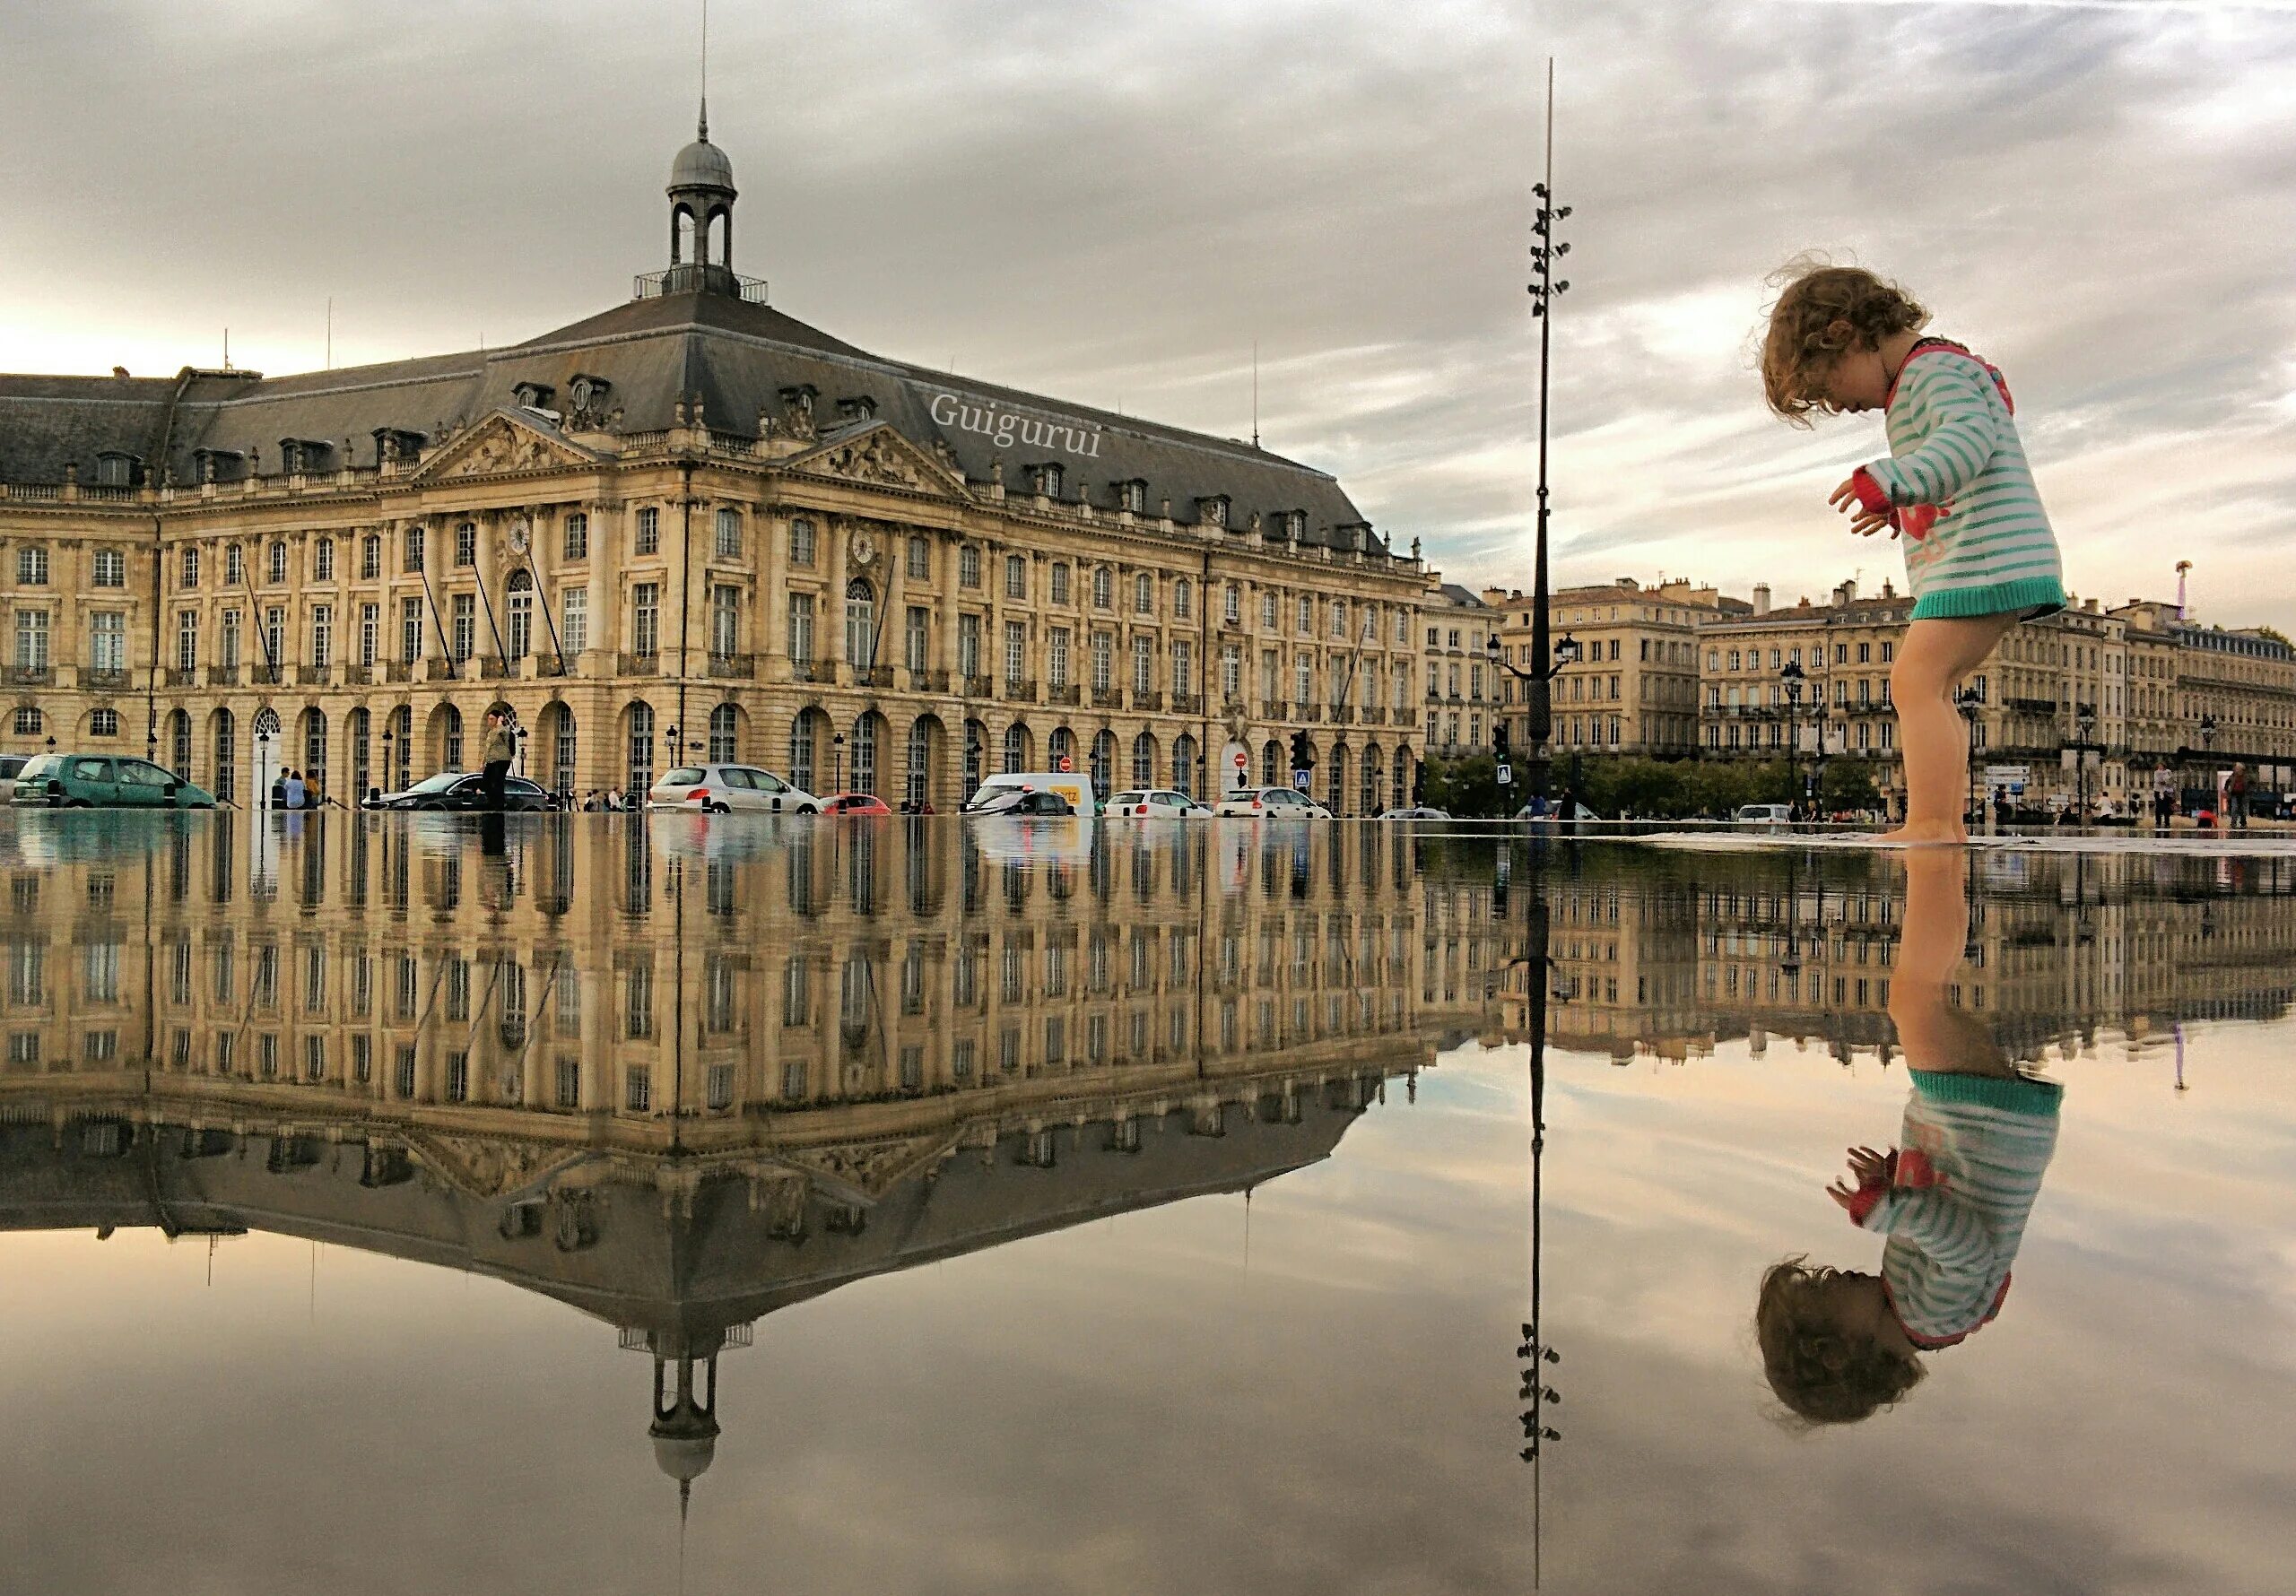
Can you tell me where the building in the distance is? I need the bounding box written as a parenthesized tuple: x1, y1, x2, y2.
(1419, 581, 1494, 759)
(1487, 577, 1744, 759)
(0, 108, 1429, 813)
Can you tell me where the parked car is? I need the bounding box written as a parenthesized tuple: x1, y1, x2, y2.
(821, 793, 894, 816)
(363, 772, 556, 811)
(1213, 786, 1334, 820)
(11, 753, 218, 809)
(1105, 788, 1212, 819)
(962, 772, 1097, 816)
(1732, 803, 1795, 825)
(1514, 799, 1599, 821)
(0, 755, 27, 785)
(1378, 805, 1450, 820)
(646, 763, 822, 815)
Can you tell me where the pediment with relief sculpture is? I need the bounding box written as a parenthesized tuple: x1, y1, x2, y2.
(781, 422, 967, 500)
(778, 1128, 963, 1201)
(412, 409, 606, 483)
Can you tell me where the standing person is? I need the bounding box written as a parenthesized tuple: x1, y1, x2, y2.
(2227, 763, 2249, 830)
(269, 771, 288, 811)
(282, 768, 306, 810)
(480, 710, 515, 810)
(1762, 265, 2066, 845)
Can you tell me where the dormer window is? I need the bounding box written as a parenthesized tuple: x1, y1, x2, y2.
(1033, 463, 1064, 499)
(1333, 516, 1366, 549)
(835, 395, 878, 422)
(1285, 509, 1309, 541)
(93, 452, 140, 488)
(1117, 479, 1146, 515)
(1196, 494, 1230, 529)
(567, 373, 611, 413)
(778, 385, 817, 426)
(279, 438, 330, 475)
(371, 428, 426, 464)
(512, 381, 556, 410)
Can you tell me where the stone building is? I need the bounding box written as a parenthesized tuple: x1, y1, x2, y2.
(0, 116, 1427, 813)
(1419, 581, 1494, 759)
(1486, 577, 1742, 758)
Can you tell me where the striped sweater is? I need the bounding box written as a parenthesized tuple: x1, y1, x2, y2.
(1847, 340, 2067, 622)
(1844, 1070, 2062, 1347)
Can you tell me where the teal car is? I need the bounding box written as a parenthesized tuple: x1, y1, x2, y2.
(11, 753, 217, 809)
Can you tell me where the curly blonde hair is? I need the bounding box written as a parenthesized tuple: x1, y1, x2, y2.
(1761, 259, 1929, 425)
(1756, 1258, 1926, 1426)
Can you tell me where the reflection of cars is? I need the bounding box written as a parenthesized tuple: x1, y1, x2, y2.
(1516, 800, 1598, 821)
(11, 753, 217, 808)
(1731, 803, 1794, 825)
(1104, 789, 1209, 819)
(364, 772, 556, 811)
(822, 793, 894, 816)
(647, 764, 821, 815)
(1378, 806, 1450, 820)
(1213, 786, 1333, 820)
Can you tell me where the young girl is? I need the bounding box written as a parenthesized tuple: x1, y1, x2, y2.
(1762, 265, 2067, 845)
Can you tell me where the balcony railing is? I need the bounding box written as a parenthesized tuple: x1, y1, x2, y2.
(1300, 704, 1323, 723)
(424, 659, 457, 681)
(1260, 700, 1288, 720)
(1170, 693, 1203, 716)
(386, 661, 415, 683)
(617, 652, 660, 677)
(1133, 690, 1163, 713)
(1002, 678, 1038, 703)
(911, 667, 950, 694)
(1329, 705, 1353, 725)
(1048, 683, 1081, 707)
(342, 663, 373, 685)
(709, 653, 755, 680)
(478, 658, 511, 681)
(1091, 686, 1121, 709)
(298, 664, 333, 686)
(856, 665, 893, 689)
(633, 265, 768, 303)
(205, 665, 239, 688)
(963, 673, 994, 698)
(83, 668, 131, 690)
(4, 664, 51, 687)
(793, 659, 836, 685)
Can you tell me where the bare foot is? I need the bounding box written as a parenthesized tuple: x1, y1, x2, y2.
(1873, 822, 1970, 847)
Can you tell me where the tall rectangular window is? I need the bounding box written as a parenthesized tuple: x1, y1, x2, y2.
(359, 603, 379, 666)
(1172, 639, 1194, 697)
(561, 587, 587, 655)
(787, 593, 815, 661)
(181, 546, 201, 588)
(789, 518, 816, 567)
(1132, 636, 1152, 695)
(1091, 631, 1113, 691)
(563, 513, 588, 561)
(449, 594, 474, 661)
(1048, 627, 1071, 690)
(1005, 553, 1027, 599)
(176, 611, 198, 672)
(13, 612, 48, 670)
(906, 535, 928, 581)
(92, 549, 126, 588)
(1221, 644, 1240, 699)
(310, 604, 333, 669)
(17, 547, 48, 585)
(713, 507, 742, 560)
(220, 609, 240, 668)
(633, 583, 660, 657)
(314, 541, 335, 583)
(1004, 620, 1026, 684)
(90, 612, 126, 672)
(264, 606, 285, 671)
(959, 546, 981, 588)
(905, 606, 929, 672)
(400, 598, 422, 663)
(634, 507, 660, 555)
(710, 585, 740, 658)
(361, 534, 381, 580)
(454, 525, 475, 568)
(1051, 563, 1071, 605)
(958, 613, 980, 677)
(403, 527, 425, 572)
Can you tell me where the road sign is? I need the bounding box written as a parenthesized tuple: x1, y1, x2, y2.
(1233, 751, 1248, 770)
(1293, 769, 1310, 792)
(1057, 755, 1073, 773)
(1496, 763, 1513, 786)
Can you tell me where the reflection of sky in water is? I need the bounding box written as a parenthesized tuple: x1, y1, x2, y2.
(1, 816, 2292, 1594)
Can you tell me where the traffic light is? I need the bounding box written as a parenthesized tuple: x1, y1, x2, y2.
(1290, 730, 1315, 772)
(1494, 719, 1511, 761)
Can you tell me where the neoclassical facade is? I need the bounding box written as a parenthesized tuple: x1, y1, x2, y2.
(0, 118, 1427, 812)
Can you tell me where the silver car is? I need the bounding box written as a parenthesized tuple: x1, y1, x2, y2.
(1213, 786, 1334, 820)
(1105, 788, 1213, 819)
(647, 764, 822, 815)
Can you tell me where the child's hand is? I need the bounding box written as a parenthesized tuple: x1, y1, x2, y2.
(1829, 477, 1897, 538)
(1826, 1145, 1892, 1210)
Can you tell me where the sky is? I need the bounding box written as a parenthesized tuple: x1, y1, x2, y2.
(2, 0, 2292, 626)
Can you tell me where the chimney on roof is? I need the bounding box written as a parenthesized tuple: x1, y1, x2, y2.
(1752, 583, 1770, 615)
(111, 366, 128, 378)
(2085, 597, 2100, 613)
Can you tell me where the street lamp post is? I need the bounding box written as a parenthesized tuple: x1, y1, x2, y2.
(1523, 59, 1573, 805)
(1954, 687, 1982, 828)
(2197, 713, 2217, 820)
(1490, 632, 1582, 811)
(2071, 700, 2097, 827)
(1782, 658, 1811, 814)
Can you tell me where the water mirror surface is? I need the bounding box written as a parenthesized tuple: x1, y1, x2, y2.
(0, 811, 2290, 1595)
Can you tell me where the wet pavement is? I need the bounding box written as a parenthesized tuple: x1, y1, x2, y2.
(0, 811, 2290, 1595)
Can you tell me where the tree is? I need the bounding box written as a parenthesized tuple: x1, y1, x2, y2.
(1820, 759, 1883, 816)
(1418, 753, 1502, 817)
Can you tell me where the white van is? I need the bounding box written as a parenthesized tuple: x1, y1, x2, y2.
(1733, 803, 1795, 825)
(961, 772, 1098, 817)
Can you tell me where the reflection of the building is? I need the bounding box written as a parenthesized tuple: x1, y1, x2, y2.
(0, 811, 1522, 1505)
(1492, 851, 2296, 1069)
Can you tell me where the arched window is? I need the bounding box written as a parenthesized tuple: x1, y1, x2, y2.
(169, 709, 192, 780)
(1361, 747, 1382, 816)
(714, 507, 743, 560)
(1131, 732, 1155, 787)
(845, 578, 876, 668)
(906, 718, 933, 806)
(12, 707, 40, 736)
(626, 701, 655, 792)
(1048, 726, 1074, 774)
(1172, 733, 1197, 800)
(1091, 567, 1112, 609)
(1262, 740, 1282, 788)
(389, 706, 412, 792)
(213, 708, 237, 803)
(1174, 578, 1193, 620)
(267, 541, 287, 584)
(962, 720, 987, 798)
(709, 703, 738, 764)
(440, 705, 464, 770)
(789, 708, 822, 793)
(1090, 730, 1115, 798)
(1002, 723, 1029, 775)
(552, 707, 578, 794)
(1326, 745, 1347, 814)
(1134, 573, 1153, 614)
(506, 568, 535, 659)
(852, 715, 879, 795)
(348, 707, 370, 796)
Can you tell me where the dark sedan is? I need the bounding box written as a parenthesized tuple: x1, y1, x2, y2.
(364, 772, 559, 812)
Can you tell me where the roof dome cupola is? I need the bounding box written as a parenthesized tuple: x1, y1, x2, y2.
(664, 100, 739, 296)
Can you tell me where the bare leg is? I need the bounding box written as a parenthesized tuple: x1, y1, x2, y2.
(1881, 613, 2019, 846)
(1889, 849, 2014, 1075)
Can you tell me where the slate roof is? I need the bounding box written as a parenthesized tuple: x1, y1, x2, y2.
(2, 288, 1387, 556)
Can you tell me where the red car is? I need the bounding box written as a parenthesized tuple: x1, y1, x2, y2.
(822, 793, 892, 816)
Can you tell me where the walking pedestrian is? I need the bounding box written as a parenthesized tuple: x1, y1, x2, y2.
(480, 710, 515, 810)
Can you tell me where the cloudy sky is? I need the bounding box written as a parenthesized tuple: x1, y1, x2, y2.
(4, 0, 2292, 626)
